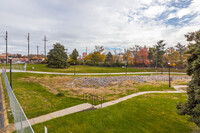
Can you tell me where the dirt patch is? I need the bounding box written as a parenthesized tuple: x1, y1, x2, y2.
(19, 76, 73, 94)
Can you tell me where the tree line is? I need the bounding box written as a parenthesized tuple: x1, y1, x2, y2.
(46, 40, 188, 69)
(78, 41, 187, 68)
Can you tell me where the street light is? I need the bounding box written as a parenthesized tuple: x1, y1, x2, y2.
(9, 56, 12, 88)
(168, 61, 171, 87)
(74, 62, 76, 76)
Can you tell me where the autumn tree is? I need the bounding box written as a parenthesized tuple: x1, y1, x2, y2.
(136, 46, 150, 66)
(84, 45, 105, 64)
(47, 43, 69, 68)
(131, 45, 140, 64)
(123, 49, 134, 65)
(176, 29, 200, 127)
(164, 47, 180, 67)
(94, 45, 104, 53)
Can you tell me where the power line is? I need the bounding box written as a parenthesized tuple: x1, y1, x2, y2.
(42, 36, 48, 57)
(37, 46, 39, 57)
(5, 31, 8, 65)
(0, 31, 9, 64)
(27, 33, 30, 63)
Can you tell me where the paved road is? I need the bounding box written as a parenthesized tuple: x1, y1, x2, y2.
(0, 86, 4, 130)
(7, 69, 186, 76)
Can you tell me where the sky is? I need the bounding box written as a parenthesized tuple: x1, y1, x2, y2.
(0, 0, 200, 56)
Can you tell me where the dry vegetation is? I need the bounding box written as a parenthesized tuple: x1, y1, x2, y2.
(19, 75, 190, 101)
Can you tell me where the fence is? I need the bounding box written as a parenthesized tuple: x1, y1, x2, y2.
(3, 63, 26, 71)
(83, 93, 104, 108)
(2, 67, 34, 133)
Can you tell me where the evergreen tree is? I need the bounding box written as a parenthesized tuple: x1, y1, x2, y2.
(154, 40, 166, 68)
(148, 47, 156, 66)
(47, 43, 68, 68)
(175, 42, 186, 60)
(105, 51, 113, 64)
(177, 30, 200, 127)
(70, 48, 79, 63)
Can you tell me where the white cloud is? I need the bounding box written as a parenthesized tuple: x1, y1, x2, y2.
(0, 0, 199, 55)
(167, 13, 176, 19)
(143, 5, 166, 18)
(176, 8, 192, 18)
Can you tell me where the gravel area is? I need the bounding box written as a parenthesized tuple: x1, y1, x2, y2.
(73, 75, 191, 88)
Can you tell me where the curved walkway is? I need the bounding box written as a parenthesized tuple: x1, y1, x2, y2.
(8, 69, 186, 75)
(95, 85, 186, 108)
(26, 85, 187, 126)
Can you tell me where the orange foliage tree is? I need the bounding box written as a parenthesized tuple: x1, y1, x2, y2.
(136, 47, 150, 66)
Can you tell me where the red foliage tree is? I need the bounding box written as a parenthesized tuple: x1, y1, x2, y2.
(136, 46, 151, 66)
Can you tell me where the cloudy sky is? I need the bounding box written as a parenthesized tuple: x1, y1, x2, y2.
(0, 0, 200, 55)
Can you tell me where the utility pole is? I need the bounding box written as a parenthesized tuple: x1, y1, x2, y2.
(27, 33, 30, 63)
(6, 31, 8, 65)
(37, 46, 39, 57)
(42, 36, 48, 57)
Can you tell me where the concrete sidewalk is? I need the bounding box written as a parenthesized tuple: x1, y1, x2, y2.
(29, 103, 93, 125)
(5, 69, 186, 75)
(95, 85, 187, 108)
(27, 85, 187, 126)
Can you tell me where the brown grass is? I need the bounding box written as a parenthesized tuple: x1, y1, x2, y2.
(19, 76, 141, 100)
(19, 76, 189, 101)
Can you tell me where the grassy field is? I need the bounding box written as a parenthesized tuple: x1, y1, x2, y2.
(0, 64, 24, 70)
(24, 64, 185, 73)
(2, 73, 84, 123)
(1, 72, 184, 123)
(32, 93, 199, 133)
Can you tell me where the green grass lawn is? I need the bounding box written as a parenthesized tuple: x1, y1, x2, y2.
(2, 72, 179, 123)
(0, 63, 24, 70)
(125, 83, 174, 95)
(32, 93, 199, 133)
(2, 73, 84, 123)
(25, 64, 185, 73)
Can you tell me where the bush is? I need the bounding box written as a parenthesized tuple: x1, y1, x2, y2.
(56, 92, 65, 97)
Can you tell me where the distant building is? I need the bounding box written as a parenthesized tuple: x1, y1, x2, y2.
(0, 53, 11, 63)
(0, 53, 28, 64)
(12, 58, 28, 64)
(30, 55, 45, 63)
(82, 52, 87, 57)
